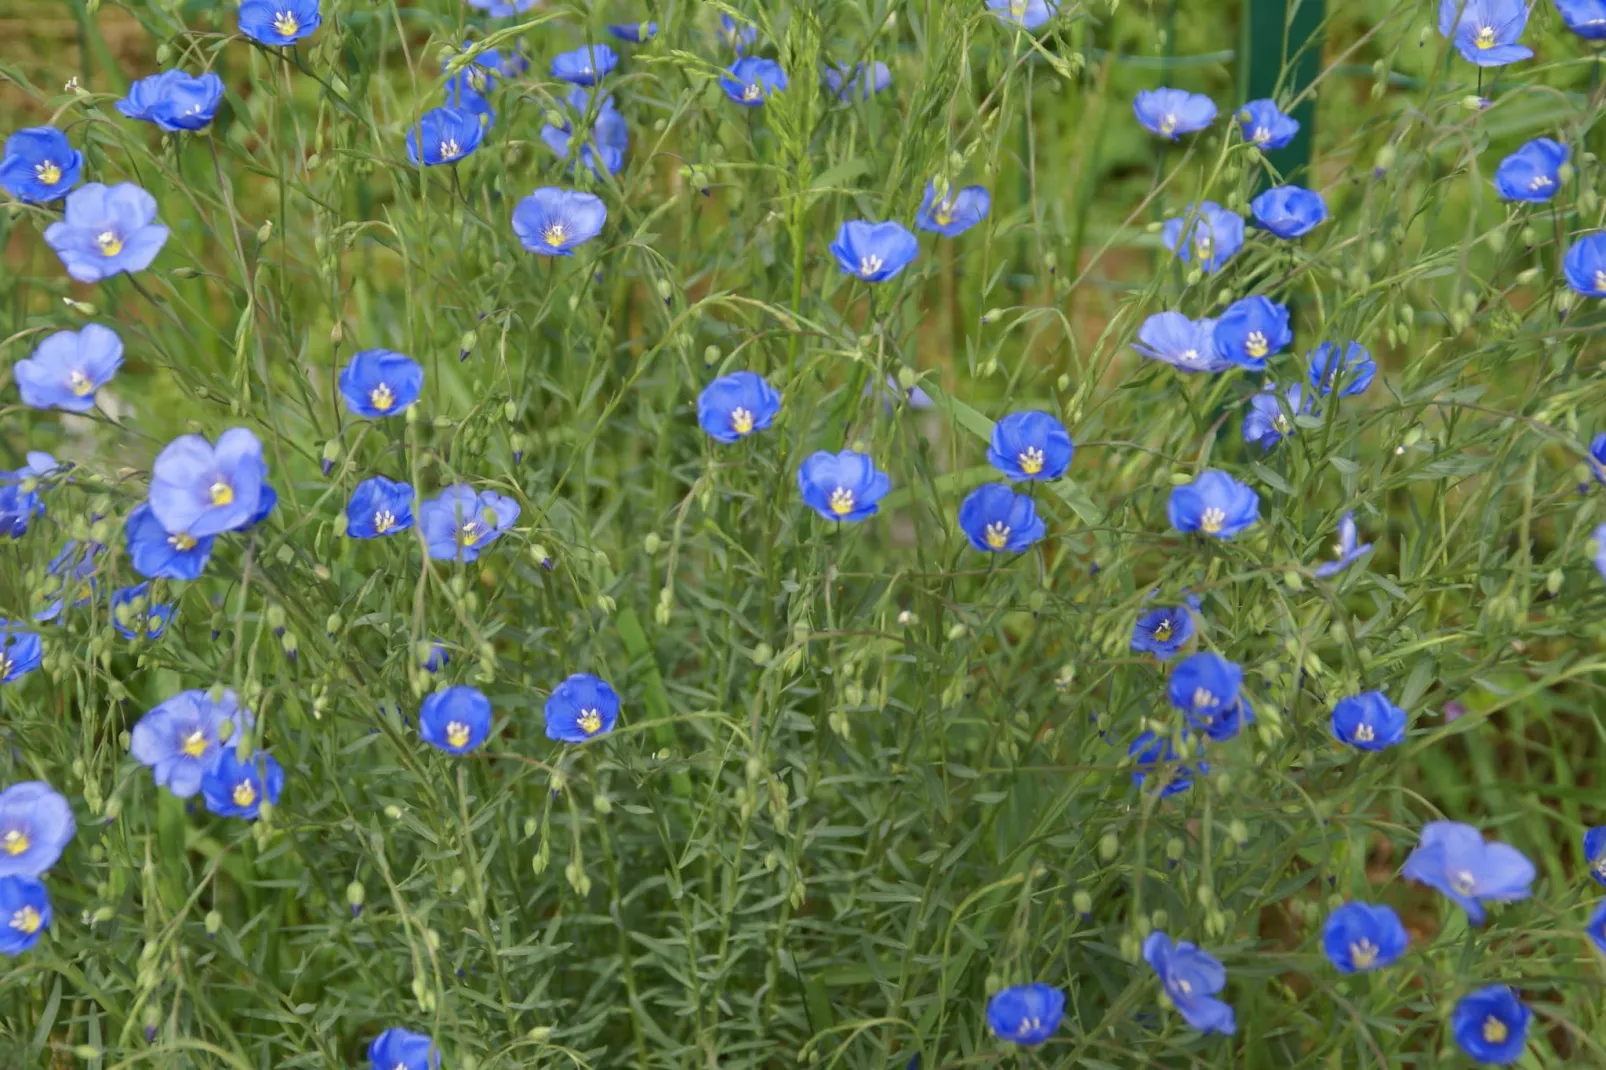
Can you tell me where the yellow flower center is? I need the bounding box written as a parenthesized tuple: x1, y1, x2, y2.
(181, 730, 209, 758)
(1159, 114, 1177, 136)
(458, 521, 482, 546)
(858, 254, 884, 277)
(210, 480, 234, 506)
(1192, 687, 1219, 709)
(1355, 722, 1374, 742)
(577, 708, 603, 735)
(1018, 447, 1045, 475)
(984, 522, 1011, 550)
(742, 82, 764, 102)
(1199, 507, 1226, 533)
(1175, 977, 1192, 996)
(1194, 233, 1213, 259)
(934, 202, 954, 226)
(1273, 412, 1291, 434)
(1594, 269, 1606, 293)
(370, 383, 395, 411)
(543, 222, 568, 247)
(1245, 331, 1268, 358)
(10, 905, 40, 934)
(1153, 619, 1172, 642)
(439, 138, 461, 161)
(1350, 939, 1377, 969)
(1450, 869, 1477, 896)
(169, 532, 197, 551)
(730, 407, 754, 435)
(373, 510, 396, 533)
(828, 488, 855, 516)
(232, 779, 257, 807)
(97, 230, 123, 257)
(36, 161, 61, 186)
(1482, 1016, 1507, 1044)
(446, 721, 471, 749)
(2, 829, 29, 856)
(1251, 125, 1270, 144)
(1474, 25, 1496, 50)
(1595, 856, 1606, 878)
(68, 370, 94, 396)
(1009, 0, 1027, 13)
(273, 10, 298, 36)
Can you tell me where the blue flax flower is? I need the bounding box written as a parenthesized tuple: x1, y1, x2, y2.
(916, 182, 990, 237)
(823, 62, 891, 101)
(0, 466, 46, 539)
(117, 71, 225, 132)
(541, 89, 628, 177)
(986, 0, 1058, 29)
(35, 541, 100, 624)
(830, 220, 918, 282)
(1167, 470, 1259, 539)
(545, 673, 620, 743)
(1331, 691, 1407, 750)
(149, 427, 266, 537)
(420, 642, 450, 673)
(987, 410, 1073, 481)
(44, 182, 168, 283)
(958, 484, 1046, 554)
(1401, 821, 1535, 924)
(1308, 341, 1374, 397)
(1168, 652, 1243, 738)
(1495, 138, 1567, 203)
(1161, 202, 1244, 274)
(1564, 233, 1606, 297)
(1132, 606, 1194, 659)
(697, 371, 781, 443)
(0, 625, 42, 683)
(368, 1028, 440, 1070)
(1250, 185, 1327, 240)
(339, 349, 423, 417)
(1237, 99, 1299, 149)
(1313, 511, 1373, 578)
(1585, 826, 1606, 887)
(1133, 88, 1217, 140)
(720, 15, 758, 52)
(985, 983, 1064, 1046)
(1592, 433, 1606, 484)
(1439, 0, 1532, 67)
(0, 783, 73, 878)
(1451, 985, 1529, 1065)
(446, 42, 527, 89)
(130, 689, 251, 799)
(1557, 0, 1606, 39)
(1142, 932, 1235, 1035)
(466, 0, 536, 14)
(125, 503, 214, 581)
(406, 106, 483, 166)
(238, 0, 321, 46)
(111, 583, 172, 640)
(15, 323, 122, 413)
(512, 188, 606, 256)
(721, 57, 788, 106)
(1242, 384, 1309, 452)
(0, 877, 51, 956)
(346, 476, 414, 539)
(420, 686, 493, 754)
(551, 45, 618, 86)
(1590, 899, 1606, 955)
(418, 485, 520, 562)
(0, 127, 82, 203)
(797, 450, 891, 522)
(201, 749, 284, 820)
(1133, 312, 1232, 372)
(443, 74, 494, 128)
(1128, 732, 1204, 796)
(608, 21, 657, 43)
(1322, 902, 1408, 973)
(1214, 296, 1292, 371)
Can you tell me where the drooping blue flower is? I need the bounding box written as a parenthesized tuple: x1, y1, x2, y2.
(551, 44, 618, 86)
(0, 877, 51, 956)
(1450, 985, 1530, 1065)
(1133, 312, 1233, 373)
(111, 583, 172, 640)
(797, 450, 891, 522)
(544, 673, 620, 743)
(915, 182, 990, 237)
(1494, 137, 1567, 203)
(957, 484, 1047, 554)
(1250, 185, 1327, 240)
(367, 1027, 441, 1070)
(540, 88, 628, 177)
(511, 188, 607, 256)
(405, 106, 483, 167)
(1438, 0, 1532, 67)
(1313, 511, 1374, 578)
(1589, 898, 1606, 955)
(238, 0, 322, 46)
(130, 689, 252, 799)
(1167, 469, 1260, 539)
(697, 371, 782, 443)
(44, 182, 169, 284)
(339, 349, 423, 418)
(0, 624, 42, 684)
(720, 57, 788, 106)
(1213, 296, 1292, 371)
(34, 541, 100, 624)
(442, 75, 494, 129)
(830, 220, 918, 282)
(1237, 99, 1299, 149)
(984, 983, 1064, 1046)
(419, 686, 493, 755)
(445, 42, 527, 88)
(1128, 732, 1205, 796)
(1331, 691, 1407, 750)
(865, 374, 935, 411)
(0, 127, 82, 204)
(608, 21, 657, 43)
(0, 468, 45, 539)
(1142, 932, 1235, 1035)
(117, 71, 226, 132)
(1242, 384, 1309, 451)
(1133, 88, 1217, 140)
(985, 0, 1058, 29)
(1131, 606, 1194, 659)
(987, 410, 1073, 481)
(1321, 902, 1408, 973)
(0, 783, 73, 879)
(346, 476, 414, 539)
(1401, 821, 1535, 924)
(420, 641, 450, 673)
(1592, 434, 1606, 485)
(126, 503, 214, 581)
(1161, 202, 1244, 274)
(1556, 0, 1606, 39)
(823, 61, 891, 101)
(1167, 652, 1244, 738)
(14, 324, 122, 414)
(149, 428, 266, 537)
(201, 749, 284, 820)
(1585, 826, 1606, 887)
(719, 15, 758, 52)
(1308, 341, 1374, 397)
(418, 485, 520, 561)
(1565, 232, 1606, 297)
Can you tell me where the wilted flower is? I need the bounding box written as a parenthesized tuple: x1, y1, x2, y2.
(125, 503, 214, 581)
(1564, 233, 1606, 297)
(338, 349, 423, 417)
(111, 583, 173, 640)
(1331, 691, 1407, 750)
(1438, 0, 1532, 67)
(1250, 185, 1327, 239)
(797, 450, 891, 522)
(608, 21, 657, 43)
(1213, 296, 1292, 371)
(720, 57, 788, 105)
(697, 371, 782, 443)
(544, 673, 620, 743)
(130, 689, 252, 799)
(417, 485, 520, 561)
(1401, 821, 1535, 924)
(1133, 312, 1233, 372)
(829, 220, 918, 281)
(1308, 341, 1374, 397)
(406, 106, 484, 166)
(1161, 202, 1244, 273)
(1237, 99, 1299, 149)
(823, 61, 891, 101)
(984, 983, 1064, 1046)
(367, 1027, 440, 1070)
(14, 323, 122, 413)
(550, 45, 618, 86)
(0, 127, 83, 203)
(1450, 985, 1530, 1065)
(1494, 137, 1567, 202)
(149, 428, 267, 537)
(238, 0, 322, 46)
(1313, 511, 1373, 578)
(915, 182, 990, 237)
(1142, 932, 1235, 1035)
(511, 188, 607, 256)
(0, 877, 51, 956)
(1321, 902, 1408, 973)
(0, 783, 74, 878)
(985, 0, 1058, 29)
(1242, 384, 1309, 451)
(117, 71, 226, 132)
(346, 477, 414, 539)
(201, 749, 284, 820)
(1167, 469, 1260, 539)
(957, 483, 1046, 553)
(420, 686, 493, 754)
(44, 182, 169, 283)
(1133, 88, 1217, 140)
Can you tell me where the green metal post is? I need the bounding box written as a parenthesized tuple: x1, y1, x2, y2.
(1241, 0, 1324, 179)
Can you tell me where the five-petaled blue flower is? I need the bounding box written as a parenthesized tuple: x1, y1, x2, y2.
(1142, 931, 1235, 1035)
(1586, 826, 1606, 887)
(823, 61, 891, 101)
(1133, 88, 1217, 140)
(0, 783, 74, 878)
(0, 877, 51, 957)
(418, 485, 520, 562)
(1589, 899, 1606, 956)
(117, 71, 226, 132)
(1132, 605, 1194, 659)
(608, 21, 657, 43)
(406, 106, 484, 167)
(1401, 821, 1535, 925)
(367, 1027, 440, 1070)
(238, 0, 322, 46)
(1134, 312, 1233, 372)
(1168, 469, 1259, 539)
(1168, 652, 1244, 739)
(149, 427, 266, 538)
(1250, 185, 1327, 240)
(697, 371, 782, 443)
(0, 476, 43, 540)
(1128, 732, 1205, 796)
(1556, 0, 1606, 39)
(985, 983, 1064, 1046)
(111, 583, 173, 640)
(44, 182, 169, 283)
(721, 57, 788, 106)
(1321, 902, 1408, 973)
(1331, 691, 1407, 750)
(987, 410, 1073, 481)
(512, 187, 607, 256)
(1237, 99, 1299, 149)
(545, 673, 620, 743)
(916, 182, 990, 237)
(420, 686, 493, 755)
(1313, 511, 1373, 578)
(0, 624, 42, 684)
(830, 220, 918, 282)
(339, 349, 423, 418)
(346, 476, 414, 539)
(1308, 341, 1374, 397)
(1214, 296, 1292, 371)
(1438, 0, 1532, 67)
(1450, 985, 1530, 1065)
(1242, 384, 1309, 451)
(958, 483, 1046, 554)
(201, 748, 284, 820)
(1494, 137, 1567, 203)
(551, 44, 618, 86)
(797, 450, 891, 522)
(15, 323, 123, 413)
(130, 689, 252, 799)
(986, 0, 1058, 29)
(0, 127, 82, 204)
(1565, 232, 1606, 297)
(1161, 202, 1244, 274)
(541, 89, 629, 177)
(126, 503, 214, 581)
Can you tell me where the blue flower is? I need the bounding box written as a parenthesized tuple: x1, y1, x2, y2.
(1321, 902, 1408, 973)
(1142, 932, 1235, 1035)
(1494, 137, 1567, 202)
(34, 542, 100, 624)
(1161, 202, 1244, 274)
(420, 641, 450, 673)
(1133, 88, 1217, 140)
(1242, 384, 1309, 451)
(0, 783, 73, 879)
(984, 983, 1064, 1046)
(1589, 898, 1606, 956)
(1167, 652, 1244, 737)
(238, 0, 321, 46)
(720, 57, 788, 106)
(823, 61, 891, 101)
(544, 673, 620, 743)
(201, 749, 284, 820)
(1131, 606, 1194, 659)
(1564, 232, 1606, 297)
(1439, 0, 1532, 67)
(0, 877, 51, 957)
(1591, 522, 1606, 581)
(865, 374, 934, 411)
(1128, 732, 1205, 796)
(1167, 469, 1259, 539)
(44, 182, 169, 284)
(14, 324, 122, 414)
(830, 220, 918, 282)
(1401, 821, 1535, 924)
(697, 371, 782, 443)
(1557, 0, 1606, 39)
(130, 689, 251, 799)
(420, 686, 493, 755)
(551, 44, 618, 86)
(986, 0, 1058, 29)
(1586, 826, 1606, 887)
(0, 624, 42, 683)
(1313, 511, 1373, 578)
(117, 71, 226, 132)
(339, 349, 423, 417)
(418, 484, 520, 561)
(608, 21, 657, 43)
(1308, 341, 1374, 397)
(346, 476, 414, 539)
(1250, 185, 1327, 240)
(246, 482, 278, 529)
(0, 127, 82, 204)
(367, 1027, 440, 1070)
(957, 484, 1046, 554)
(987, 410, 1073, 481)
(126, 503, 214, 581)
(541, 89, 628, 177)
(0, 467, 46, 539)
(446, 42, 527, 88)
(149, 427, 266, 537)
(915, 182, 989, 237)
(1331, 691, 1407, 750)
(1237, 99, 1299, 149)
(797, 450, 891, 522)
(1213, 296, 1292, 371)
(406, 106, 483, 166)
(1450, 985, 1530, 1065)
(511, 188, 606, 256)
(719, 15, 758, 52)
(442, 72, 495, 127)
(1133, 312, 1233, 373)
(111, 583, 172, 640)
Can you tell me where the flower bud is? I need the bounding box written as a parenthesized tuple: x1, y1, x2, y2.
(205, 910, 222, 934)
(1098, 831, 1119, 860)
(644, 532, 662, 554)
(257, 220, 274, 244)
(321, 439, 341, 475)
